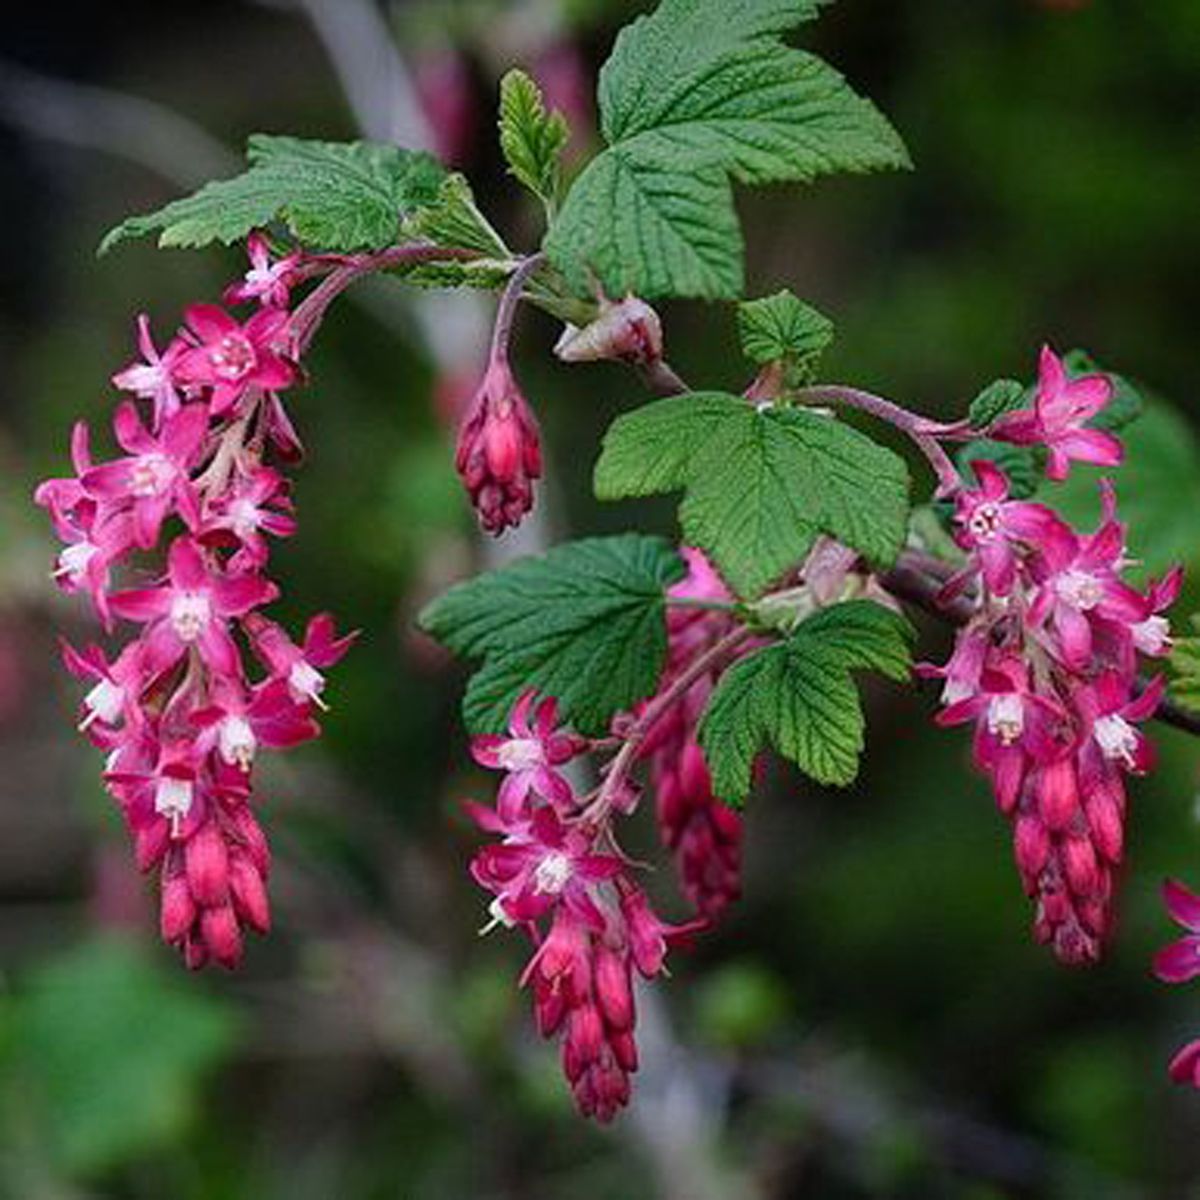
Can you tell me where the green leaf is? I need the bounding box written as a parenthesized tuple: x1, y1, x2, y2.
(700, 600, 913, 801)
(737, 290, 834, 377)
(1169, 619, 1200, 715)
(499, 68, 570, 206)
(546, 0, 909, 299)
(10, 936, 238, 1176)
(967, 378, 1027, 430)
(595, 393, 910, 598)
(401, 172, 510, 257)
(100, 135, 448, 254)
(417, 535, 684, 735)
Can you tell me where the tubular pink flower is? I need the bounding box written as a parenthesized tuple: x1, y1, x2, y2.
(223, 232, 301, 309)
(992, 344, 1122, 480)
(111, 314, 188, 429)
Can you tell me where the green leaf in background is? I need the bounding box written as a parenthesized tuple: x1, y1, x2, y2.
(545, 0, 910, 299)
(8, 936, 237, 1177)
(700, 600, 913, 801)
(417, 535, 684, 735)
(499, 69, 570, 208)
(1038, 401, 1200, 578)
(595, 393, 910, 598)
(100, 135, 447, 253)
(1168, 618, 1200, 715)
(966, 378, 1026, 430)
(737, 291, 835, 379)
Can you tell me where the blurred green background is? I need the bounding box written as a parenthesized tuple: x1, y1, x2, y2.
(2, 1, 1200, 1197)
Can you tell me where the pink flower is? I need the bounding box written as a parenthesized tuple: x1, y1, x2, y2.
(111, 314, 188, 429)
(1131, 566, 1182, 658)
(191, 678, 320, 772)
(244, 612, 357, 708)
(223, 233, 301, 309)
(992, 345, 1122, 481)
(82, 401, 208, 549)
(200, 465, 296, 570)
(177, 304, 295, 417)
(1074, 672, 1161, 783)
(1153, 879, 1200, 984)
(455, 355, 542, 535)
(470, 805, 621, 928)
(470, 690, 583, 820)
(60, 640, 144, 743)
(952, 460, 1073, 595)
(109, 537, 277, 679)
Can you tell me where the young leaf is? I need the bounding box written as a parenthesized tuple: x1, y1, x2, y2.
(699, 600, 914, 802)
(100, 135, 447, 254)
(402, 173, 511, 258)
(967, 378, 1027, 430)
(595, 393, 910, 598)
(499, 69, 570, 207)
(546, 0, 910, 299)
(417, 535, 684, 735)
(737, 291, 834, 375)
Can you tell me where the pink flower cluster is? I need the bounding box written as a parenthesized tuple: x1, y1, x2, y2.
(927, 348, 1179, 964)
(1155, 879, 1200, 1087)
(639, 548, 743, 918)
(466, 691, 701, 1122)
(36, 232, 354, 969)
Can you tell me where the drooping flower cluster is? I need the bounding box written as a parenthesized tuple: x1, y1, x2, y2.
(36, 232, 354, 968)
(927, 348, 1179, 965)
(639, 548, 744, 918)
(466, 691, 702, 1121)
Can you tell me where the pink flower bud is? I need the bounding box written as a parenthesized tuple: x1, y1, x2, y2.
(594, 946, 634, 1032)
(229, 852, 270, 933)
(160, 870, 196, 943)
(455, 357, 542, 535)
(1036, 759, 1079, 832)
(554, 297, 664, 367)
(200, 903, 243, 968)
(185, 823, 230, 907)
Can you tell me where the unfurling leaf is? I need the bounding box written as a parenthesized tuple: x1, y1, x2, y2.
(737, 291, 834, 378)
(699, 600, 914, 802)
(418, 535, 684, 735)
(499, 69, 570, 208)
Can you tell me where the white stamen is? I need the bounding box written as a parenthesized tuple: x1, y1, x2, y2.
(227, 498, 261, 539)
(80, 679, 124, 730)
(1132, 615, 1171, 656)
(479, 895, 516, 935)
(170, 591, 211, 642)
(1094, 713, 1139, 768)
(154, 776, 193, 825)
(1055, 569, 1103, 611)
(497, 738, 543, 771)
(210, 333, 255, 381)
(55, 542, 97, 584)
(965, 501, 1003, 542)
(129, 453, 174, 497)
(218, 715, 257, 770)
(532, 851, 573, 895)
(288, 660, 327, 709)
(987, 693, 1025, 745)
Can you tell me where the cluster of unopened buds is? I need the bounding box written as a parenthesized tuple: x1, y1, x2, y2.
(36, 232, 355, 968)
(465, 544, 748, 1121)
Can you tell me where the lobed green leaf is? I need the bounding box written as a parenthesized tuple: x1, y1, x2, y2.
(417, 535, 684, 736)
(700, 600, 914, 802)
(737, 290, 834, 371)
(100, 135, 448, 254)
(595, 393, 910, 598)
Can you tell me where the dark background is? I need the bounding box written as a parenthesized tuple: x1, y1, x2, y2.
(2, 2, 1200, 1197)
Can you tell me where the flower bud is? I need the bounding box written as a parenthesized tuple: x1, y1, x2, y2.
(554, 297, 663, 366)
